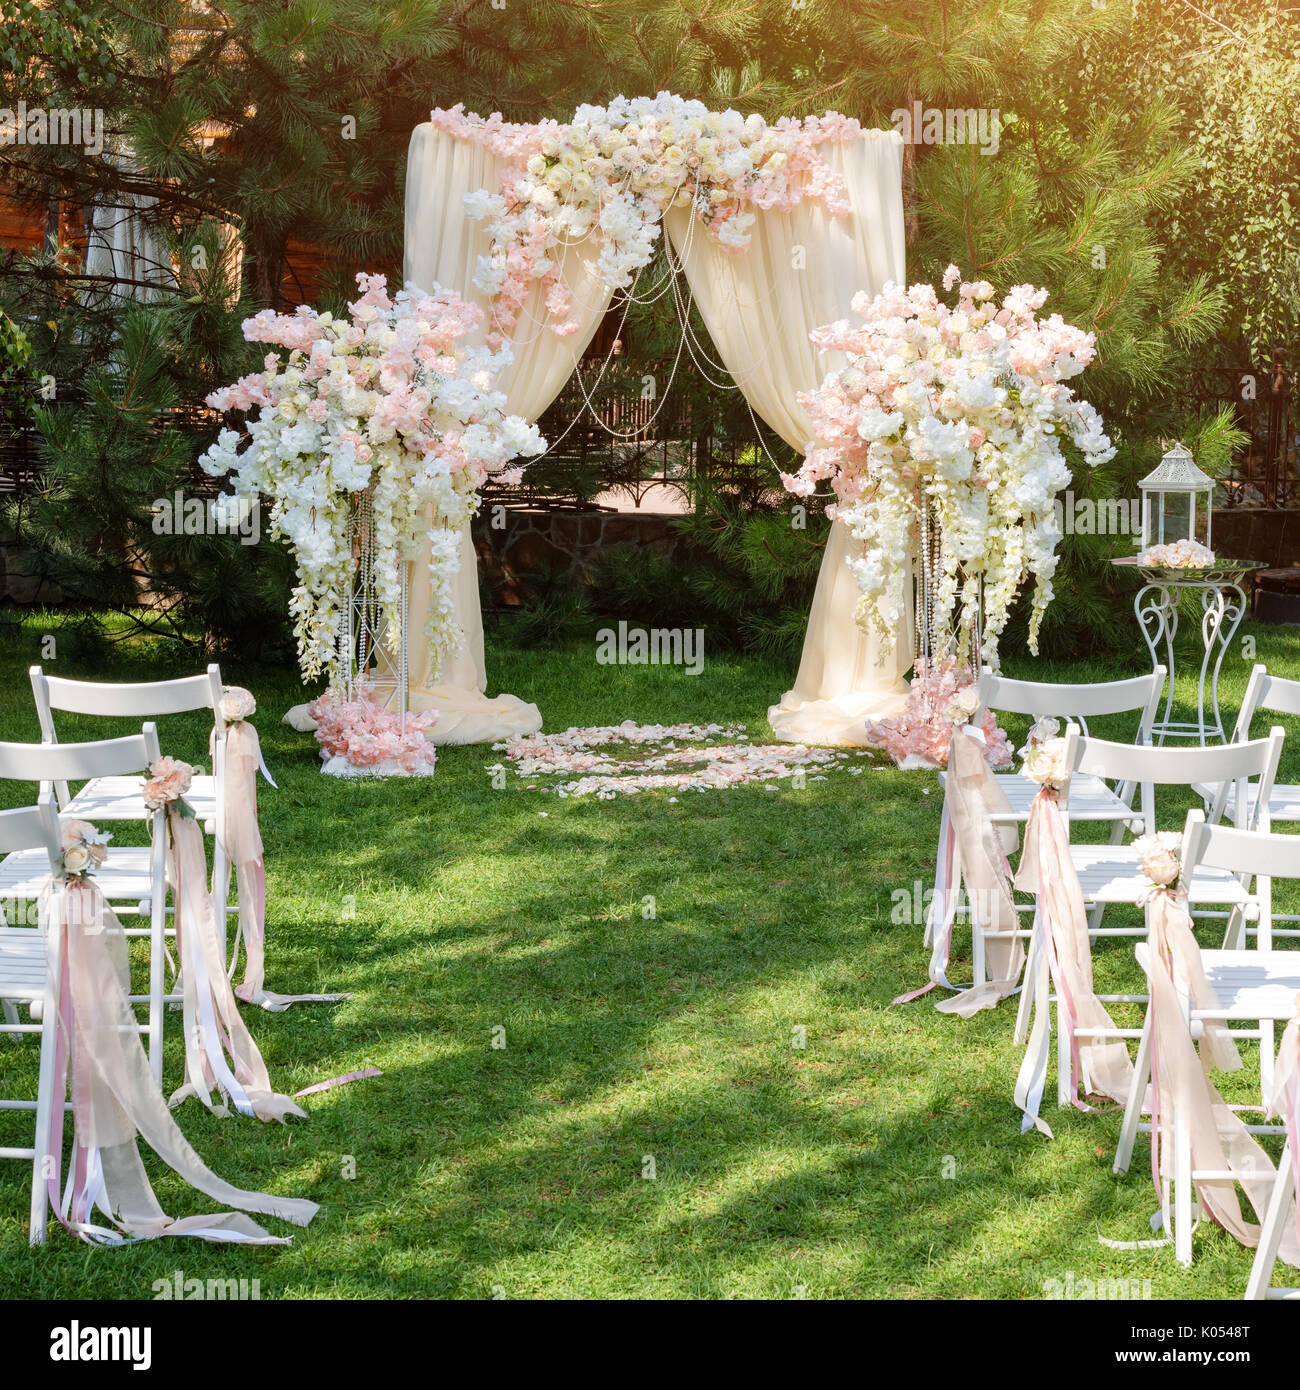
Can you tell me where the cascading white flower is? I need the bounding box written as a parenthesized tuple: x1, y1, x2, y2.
(199, 274, 544, 683)
(788, 270, 1115, 668)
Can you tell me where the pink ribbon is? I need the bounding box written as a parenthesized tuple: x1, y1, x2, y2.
(167, 808, 306, 1122)
(1141, 886, 1295, 1260)
(1012, 785, 1132, 1136)
(219, 719, 349, 1011)
(898, 726, 1024, 1015)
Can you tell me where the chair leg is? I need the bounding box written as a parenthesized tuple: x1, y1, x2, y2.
(1013, 929, 1037, 1046)
(1221, 905, 1247, 951)
(29, 923, 64, 1247)
(1245, 1138, 1293, 1300)
(1114, 1011, 1152, 1176)
(1260, 1019, 1276, 1101)
(1174, 1107, 1194, 1266)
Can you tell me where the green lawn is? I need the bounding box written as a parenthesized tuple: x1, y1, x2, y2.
(1, 610, 1298, 1300)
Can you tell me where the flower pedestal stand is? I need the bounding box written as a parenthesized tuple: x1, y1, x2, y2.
(313, 494, 439, 778)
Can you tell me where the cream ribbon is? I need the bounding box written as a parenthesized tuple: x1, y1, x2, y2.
(1135, 887, 1300, 1264)
(165, 806, 306, 1122)
(45, 876, 318, 1244)
(219, 719, 349, 1011)
(913, 725, 1025, 1016)
(1013, 785, 1133, 1137)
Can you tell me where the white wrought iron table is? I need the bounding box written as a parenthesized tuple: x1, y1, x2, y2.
(1111, 557, 1263, 745)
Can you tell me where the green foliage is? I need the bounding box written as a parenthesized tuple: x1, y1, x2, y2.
(511, 467, 828, 663)
(0, 0, 119, 95)
(1092, 2, 1300, 364)
(4, 277, 296, 659)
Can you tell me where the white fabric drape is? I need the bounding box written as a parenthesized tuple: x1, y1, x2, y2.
(664, 131, 912, 745)
(401, 124, 616, 743)
(401, 121, 911, 745)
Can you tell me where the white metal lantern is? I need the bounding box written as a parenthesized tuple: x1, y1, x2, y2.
(1139, 442, 1214, 551)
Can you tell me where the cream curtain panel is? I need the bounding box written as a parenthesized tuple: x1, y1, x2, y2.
(401, 124, 616, 743)
(401, 121, 911, 745)
(664, 131, 911, 745)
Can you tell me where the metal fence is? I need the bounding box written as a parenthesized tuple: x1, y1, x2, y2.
(1189, 361, 1298, 508)
(479, 358, 798, 512)
(4, 358, 1295, 515)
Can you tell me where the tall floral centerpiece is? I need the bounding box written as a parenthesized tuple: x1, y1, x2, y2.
(784, 268, 1115, 765)
(787, 267, 1115, 669)
(200, 274, 544, 698)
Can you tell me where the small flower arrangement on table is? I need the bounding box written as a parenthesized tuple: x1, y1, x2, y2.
(1135, 539, 1216, 571)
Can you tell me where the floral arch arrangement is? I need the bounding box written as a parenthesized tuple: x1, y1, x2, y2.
(432, 93, 867, 345)
(199, 274, 544, 686)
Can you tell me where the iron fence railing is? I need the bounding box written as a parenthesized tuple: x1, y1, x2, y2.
(6, 357, 1292, 518)
(0, 376, 226, 538)
(479, 359, 797, 511)
(1188, 360, 1298, 509)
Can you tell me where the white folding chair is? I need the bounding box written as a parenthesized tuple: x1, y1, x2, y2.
(30, 664, 240, 966)
(30, 665, 224, 830)
(0, 799, 67, 1245)
(0, 730, 171, 1083)
(1056, 725, 1282, 917)
(1111, 812, 1300, 1271)
(995, 727, 1285, 1101)
(932, 668, 1166, 983)
(1196, 664, 1300, 830)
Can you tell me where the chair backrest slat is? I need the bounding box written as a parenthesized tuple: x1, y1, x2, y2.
(30, 665, 222, 721)
(1183, 810, 1300, 880)
(1233, 665, 1300, 740)
(1061, 725, 1285, 834)
(0, 727, 162, 783)
(978, 667, 1165, 741)
(0, 799, 61, 862)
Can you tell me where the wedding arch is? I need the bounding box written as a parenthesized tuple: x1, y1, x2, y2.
(398, 95, 914, 746)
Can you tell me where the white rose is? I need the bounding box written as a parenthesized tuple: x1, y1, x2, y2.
(946, 686, 980, 724)
(63, 843, 91, 875)
(1021, 737, 1069, 789)
(220, 686, 257, 723)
